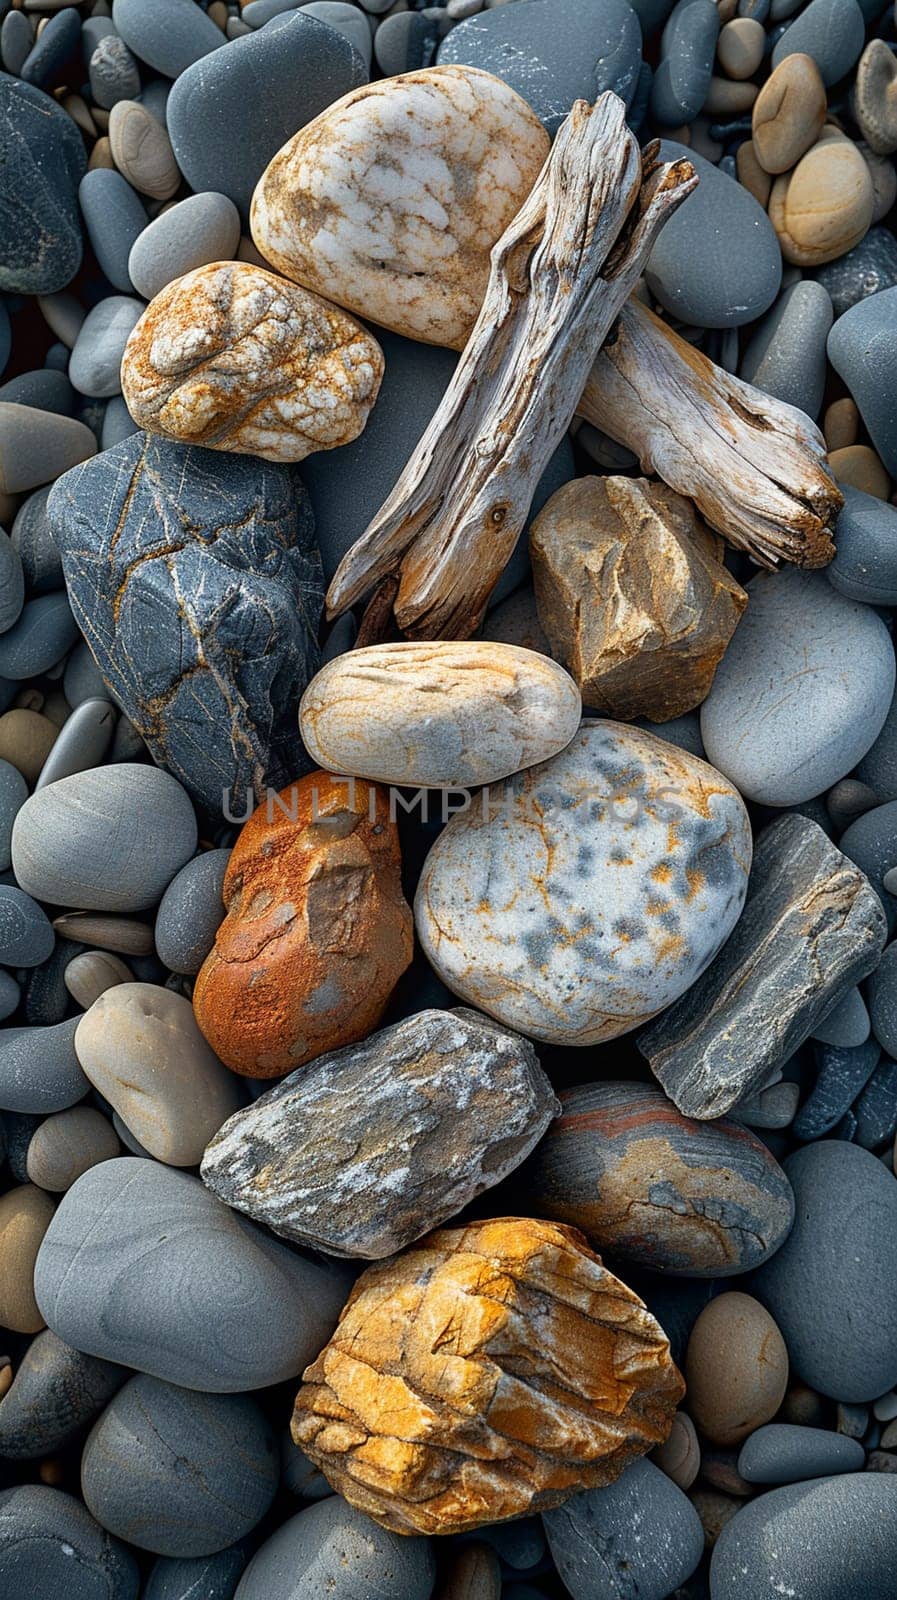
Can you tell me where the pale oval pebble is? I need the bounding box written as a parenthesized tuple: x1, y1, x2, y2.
(299, 642, 582, 789)
(52, 913, 154, 956)
(108, 98, 181, 200)
(25, 1105, 121, 1191)
(127, 192, 241, 300)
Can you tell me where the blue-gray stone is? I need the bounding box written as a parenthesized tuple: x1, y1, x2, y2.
(0, 368, 75, 416)
(234, 1497, 436, 1600)
(101, 395, 140, 451)
(23, 935, 85, 1027)
(127, 191, 242, 303)
(144, 1545, 250, 1600)
(438, 0, 642, 135)
(48, 434, 323, 818)
(154, 848, 229, 975)
(0, 1329, 125, 1460)
(81, 1375, 278, 1558)
(0, 73, 86, 295)
(11, 487, 64, 594)
(0, 1017, 88, 1114)
(815, 227, 897, 317)
(829, 487, 897, 607)
(854, 1057, 897, 1149)
(868, 938, 897, 1057)
(771, 0, 865, 86)
(0, 298, 8, 379)
(0, 592, 78, 679)
(650, 0, 720, 127)
(88, 34, 141, 112)
(19, 6, 81, 89)
(0, 1485, 138, 1600)
(543, 1459, 704, 1600)
(828, 286, 897, 478)
(811, 984, 870, 1048)
(752, 1139, 897, 1399)
(0, 11, 32, 78)
(0, 969, 18, 1021)
(69, 297, 143, 401)
(647, 142, 782, 329)
(0, 526, 23, 634)
(739, 280, 833, 421)
(793, 1038, 880, 1140)
(858, 691, 897, 804)
(839, 800, 897, 930)
(737, 1423, 865, 1485)
(302, 4, 371, 68)
(63, 639, 109, 708)
(81, 16, 119, 66)
(34, 1157, 351, 1391)
(166, 11, 367, 221)
(374, 10, 439, 76)
(0, 885, 54, 967)
(35, 699, 117, 791)
(78, 170, 149, 295)
(112, 0, 223, 77)
(710, 1475, 897, 1600)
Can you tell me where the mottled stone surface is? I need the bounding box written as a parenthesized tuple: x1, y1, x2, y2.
(202, 1008, 559, 1257)
(251, 65, 549, 349)
(121, 262, 383, 461)
(194, 773, 412, 1077)
(640, 815, 888, 1119)
(299, 641, 581, 789)
(0, 74, 86, 294)
(529, 477, 746, 721)
(415, 721, 752, 1046)
(293, 1217, 684, 1535)
(0, 1329, 125, 1460)
(48, 433, 323, 816)
(523, 1081, 794, 1277)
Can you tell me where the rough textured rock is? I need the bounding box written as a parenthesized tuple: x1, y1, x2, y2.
(292, 1217, 684, 1536)
(121, 262, 383, 462)
(201, 1008, 559, 1257)
(529, 477, 746, 721)
(48, 432, 323, 816)
(194, 773, 412, 1077)
(640, 815, 888, 1119)
(250, 65, 549, 349)
(0, 1329, 125, 1460)
(522, 1081, 794, 1278)
(543, 1459, 704, 1600)
(299, 641, 581, 789)
(0, 74, 86, 294)
(415, 720, 751, 1046)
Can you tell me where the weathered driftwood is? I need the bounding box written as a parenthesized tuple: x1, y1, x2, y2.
(326, 93, 698, 640)
(578, 301, 843, 569)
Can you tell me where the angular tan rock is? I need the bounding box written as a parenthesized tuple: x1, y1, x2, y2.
(75, 984, 243, 1166)
(299, 641, 581, 789)
(108, 99, 181, 200)
(529, 476, 746, 722)
(250, 65, 550, 350)
(751, 54, 827, 175)
(292, 1216, 684, 1535)
(768, 139, 874, 267)
(120, 261, 384, 461)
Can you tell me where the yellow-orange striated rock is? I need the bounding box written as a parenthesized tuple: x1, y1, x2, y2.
(120, 260, 383, 461)
(292, 1216, 684, 1536)
(193, 772, 412, 1078)
(529, 476, 747, 721)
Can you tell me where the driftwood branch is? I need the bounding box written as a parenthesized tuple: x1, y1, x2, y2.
(578, 301, 842, 569)
(326, 94, 698, 640)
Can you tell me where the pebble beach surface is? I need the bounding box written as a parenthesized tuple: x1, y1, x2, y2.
(0, 1, 897, 1598)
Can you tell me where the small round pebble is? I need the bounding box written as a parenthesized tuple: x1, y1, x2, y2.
(0, 1017, 88, 1116)
(736, 1422, 865, 1483)
(154, 849, 229, 975)
(544, 1458, 703, 1600)
(685, 1292, 789, 1446)
(739, 278, 833, 419)
(69, 297, 145, 401)
(127, 192, 241, 301)
(829, 443, 891, 498)
(108, 99, 180, 202)
(89, 35, 142, 113)
(25, 1106, 121, 1192)
(233, 1496, 436, 1600)
(652, 1411, 701, 1491)
(79, 169, 149, 295)
(0, 709, 58, 785)
(0, 885, 53, 967)
(0, 1328, 126, 1461)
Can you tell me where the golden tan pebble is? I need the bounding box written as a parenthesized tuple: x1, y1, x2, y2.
(752, 53, 827, 175)
(768, 139, 874, 266)
(87, 136, 114, 172)
(0, 1185, 55, 1334)
(829, 444, 891, 499)
(736, 139, 772, 208)
(685, 1293, 788, 1447)
(824, 396, 860, 452)
(717, 17, 764, 80)
(702, 77, 757, 117)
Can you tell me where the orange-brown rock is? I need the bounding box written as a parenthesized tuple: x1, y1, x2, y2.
(292, 1216, 684, 1536)
(193, 772, 412, 1078)
(529, 476, 747, 721)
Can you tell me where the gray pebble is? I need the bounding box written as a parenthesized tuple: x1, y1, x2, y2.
(711, 1474, 897, 1599)
(0, 970, 19, 1021)
(234, 1497, 436, 1600)
(144, 1546, 251, 1600)
(0, 1328, 125, 1458)
(81, 1374, 278, 1557)
(26, 1104, 121, 1191)
(19, 8, 80, 89)
(0, 1016, 88, 1114)
(839, 799, 897, 929)
(101, 395, 140, 450)
(738, 1423, 865, 1484)
(854, 1056, 897, 1148)
(651, 0, 720, 127)
(0, 592, 78, 680)
(10, 487, 64, 594)
(829, 488, 897, 608)
(38, 288, 85, 349)
(739, 279, 833, 421)
(111, 0, 224, 77)
(828, 285, 897, 478)
(0, 885, 54, 967)
(811, 983, 870, 1047)
(0, 75, 86, 296)
(89, 34, 141, 111)
(281, 1433, 331, 1501)
(63, 639, 108, 707)
(79, 169, 149, 295)
(0, 367, 74, 417)
(374, 10, 439, 74)
(0, 12, 33, 77)
(543, 1459, 704, 1600)
(35, 699, 117, 790)
(0, 527, 24, 634)
(0, 405, 96, 495)
(815, 226, 897, 317)
(23, 932, 85, 1026)
(34, 1157, 351, 1391)
(302, 2, 372, 66)
(154, 849, 229, 975)
(127, 191, 241, 301)
(793, 1038, 880, 1139)
(771, 0, 865, 86)
(868, 938, 897, 1056)
(0, 1484, 138, 1600)
(69, 296, 144, 400)
(12, 763, 197, 913)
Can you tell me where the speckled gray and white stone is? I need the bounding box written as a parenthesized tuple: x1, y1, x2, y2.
(544, 1459, 704, 1600)
(771, 0, 865, 85)
(10, 487, 64, 594)
(0, 885, 54, 967)
(12, 764, 196, 913)
(233, 1497, 436, 1600)
(701, 569, 895, 806)
(0, 1329, 125, 1459)
(34, 1157, 351, 1391)
(78, 170, 149, 295)
(0, 757, 26, 871)
(415, 720, 752, 1047)
(0, 1485, 138, 1600)
(88, 34, 141, 112)
(0, 75, 86, 296)
(202, 1008, 559, 1257)
(154, 850, 229, 975)
(793, 1038, 880, 1139)
(650, 0, 720, 127)
(438, 0, 642, 134)
(646, 142, 781, 329)
(0, 592, 79, 680)
(69, 297, 144, 401)
(854, 1057, 897, 1148)
(81, 1375, 278, 1558)
(35, 699, 116, 790)
(127, 192, 242, 302)
(737, 1423, 865, 1484)
(711, 1473, 897, 1599)
(752, 1139, 897, 1399)
(828, 286, 897, 477)
(0, 1017, 89, 1115)
(112, 0, 224, 77)
(828, 487, 897, 607)
(814, 227, 897, 316)
(739, 280, 833, 421)
(144, 1546, 251, 1600)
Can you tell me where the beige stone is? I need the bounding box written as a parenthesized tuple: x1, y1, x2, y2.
(0, 1186, 55, 1334)
(121, 261, 384, 462)
(853, 39, 897, 156)
(0, 709, 57, 786)
(108, 100, 181, 200)
(768, 138, 874, 266)
(752, 53, 827, 175)
(88, 136, 115, 172)
(860, 142, 897, 223)
(25, 1107, 121, 1192)
(717, 17, 764, 80)
(685, 1292, 788, 1446)
(299, 641, 581, 789)
(702, 77, 757, 117)
(829, 444, 891, 499)
(529, 476, 746, 722)
(736, 139, 772, 208)
(74, 983, 243, 1166)
(823, 397, 860, 453)
(250, 65, 550, 349)
(652, 1411, 701, 1491)
(64, 950, 134, 1010)
(51, 913, 154, 956)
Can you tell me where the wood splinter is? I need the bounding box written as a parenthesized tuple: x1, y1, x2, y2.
(326, 93, 698, 641)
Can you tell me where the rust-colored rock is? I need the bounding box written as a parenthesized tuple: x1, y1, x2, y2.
(193, 772, 412, 1078)
(292, 1216, 684, 1536)
(529, 476, 746, 721)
